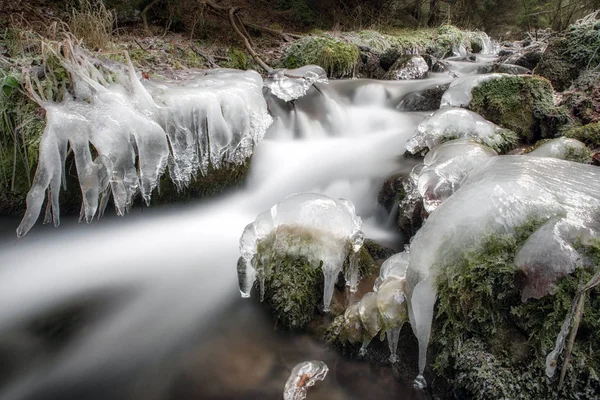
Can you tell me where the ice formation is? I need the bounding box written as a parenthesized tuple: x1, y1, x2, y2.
(404, 156, 600, 388)
(338, 251, 409, 362)
(528, 137, 591, 162)
(237, 193, 365, 312)
(17, 46, 272, 237)
(387, 56, 428, 80)
(440, 74, 503, 108)
(405, 107, 516, 154)
(264, 65, 328, 102)
(413, 139, 497, 212)
(283, 361, 328, 400)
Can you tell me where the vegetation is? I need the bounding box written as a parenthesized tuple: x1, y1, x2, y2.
(565, 123, 600, 148)
(283, 36, 359, 77)
(434, 220, 600, 398)
(470, 75, 572, 143)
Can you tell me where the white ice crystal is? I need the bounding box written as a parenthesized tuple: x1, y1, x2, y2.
(405, 108, 516, 154)
(440, 74, 504, 108)
(283, 360, 328, 400)
(264, 65, 328, 102)
(237, 193, 364, 312)
(414, 139, 497, 212)
(17, 48, 271, 237)
(404, 156, 600, 388)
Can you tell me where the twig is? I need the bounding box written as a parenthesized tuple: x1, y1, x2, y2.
(226, 7, 273, 73)
(190, 44, 218, 68)
(559, 291, 585, 388)
(133, 38, 149, 52)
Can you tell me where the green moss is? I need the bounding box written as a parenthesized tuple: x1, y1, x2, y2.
(470, 75, 572, 143)
(284, 36, 359, 78)
(565, 122, 600, 148)
(227, 47, 248, 70)
(434, 219, 600, 398)
(255, 226, 324, 330)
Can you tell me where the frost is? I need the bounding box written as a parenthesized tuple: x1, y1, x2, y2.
(237, 193, 364, 312)
(440, 74, 504, 108)
(388, 56, 428, 80)
(17, 47, 272, 237)
(264, 65, 328, 102)
(414, 139, 497, 212)
(404, 156, 600, 388)
(283, 360, 328, 400)
(405, 107, 516, 154)
(529, 137, 591, 162)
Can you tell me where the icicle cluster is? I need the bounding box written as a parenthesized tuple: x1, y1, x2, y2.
(17, 47, 271, 237)
(238, 193, 364, 312)
(336, 251, 409, 363)
(404, 156, 600, 388)
(405, 107, 517, 154)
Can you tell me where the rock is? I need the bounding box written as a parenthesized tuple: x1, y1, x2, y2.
(528, 137, 593, 163)
(469, 75, 572, 143)
(431, 60, 450, 73)
(379, 47, 402, 71)
(383, 56, 428, 80)
(498, 49, 513, 57)
(512, 47, 543, 70)
(534, 37, 578, 91)
(396, 84, 449, 112)
(377, 174, 406, 213)
(560, 71, 600, 125)
(363, 239, 396, 261)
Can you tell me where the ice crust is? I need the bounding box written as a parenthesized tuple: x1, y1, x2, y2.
(17, 49, 271, 237)
(405, 107, 516, 154)
(529, 137, 590, 161)
(404, 156, 600, 387)
(414, 139, 497, 212)
(237, 193, 364, 312)
(440, 74, 504, 108)
(264, 65, 328, 102)
(283, 360, 328, 400)
(388, 56, 428, 80)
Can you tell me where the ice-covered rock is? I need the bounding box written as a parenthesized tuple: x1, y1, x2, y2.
(404, 156, 600, 388)
(283, 360, 328, 400)
(374, 251, 410, 291)
(264, 65, 328, 102)
(384, 56, 428, 80)
(405, 108, 517, 154)
(238, 193, 364, 312)
(528, 137, 592, 163)
(17, 46, 272, 237)
(440, 74, 504, 108)
(414, 139, 497, 212)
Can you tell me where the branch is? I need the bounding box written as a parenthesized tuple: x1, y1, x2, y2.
(227, 7, 273, 73)
(141, 0, 162, 35)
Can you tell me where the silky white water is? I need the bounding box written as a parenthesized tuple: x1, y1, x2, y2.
(0, 75, 439, 399)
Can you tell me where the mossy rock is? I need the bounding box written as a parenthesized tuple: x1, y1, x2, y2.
(433, 219, 600, 399)
(535, 19, 600, 91)
(283, 36, 359, 78)
(565, 122, 600, 148)
(470, 75, 572, 143)
(363, 239, 396, 261)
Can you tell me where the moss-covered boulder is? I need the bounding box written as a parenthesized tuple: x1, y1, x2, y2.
(535, 17, 600, 91)
(470, 75, 572, 143)
(433, 222, 600, 399)
(283, 36, 359, 78)
(565, 122, 600, 148)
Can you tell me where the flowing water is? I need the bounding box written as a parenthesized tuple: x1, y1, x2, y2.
(0, 55, 499, 400)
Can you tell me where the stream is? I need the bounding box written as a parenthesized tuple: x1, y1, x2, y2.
(0, 54, 500, 400)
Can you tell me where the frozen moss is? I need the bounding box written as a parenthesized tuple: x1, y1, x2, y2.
(565, 122, 600, 148)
